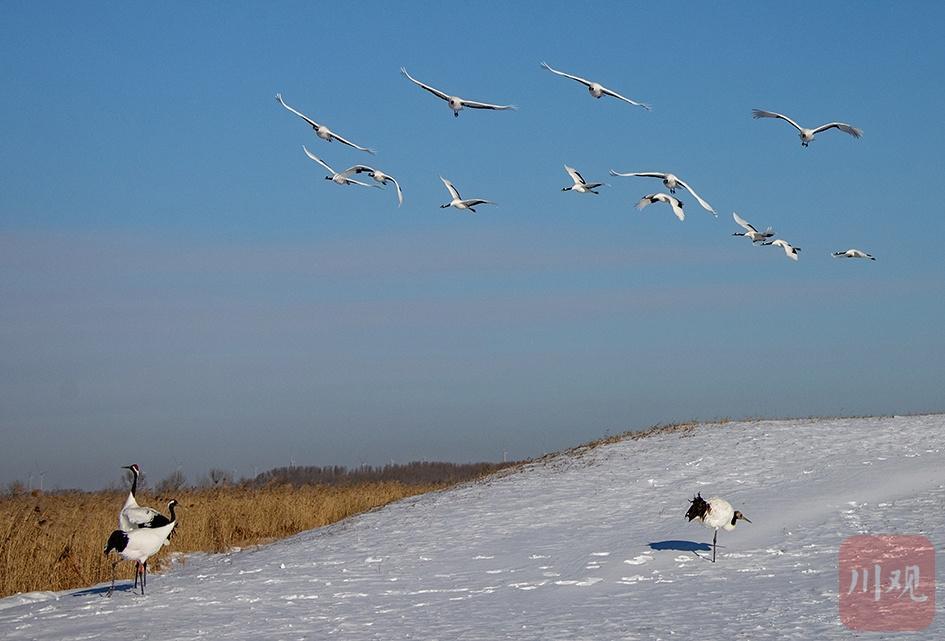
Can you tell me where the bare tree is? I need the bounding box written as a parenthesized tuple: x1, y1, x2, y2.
(155, 469, 187, 494)
(5, 480, 25, 496)
(206, 468, 233, 488)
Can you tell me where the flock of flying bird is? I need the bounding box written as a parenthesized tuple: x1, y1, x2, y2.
(276, 62, 877, 264)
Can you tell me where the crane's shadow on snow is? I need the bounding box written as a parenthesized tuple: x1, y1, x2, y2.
(70, 585, 134, 597)
(648, 540, 712, 553)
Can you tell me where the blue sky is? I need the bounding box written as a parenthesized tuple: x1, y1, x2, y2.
(2, 2, 944, 489)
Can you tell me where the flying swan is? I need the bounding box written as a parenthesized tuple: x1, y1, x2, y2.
(610, 170, 716, 215)
(751, 109, 862, 147)
(540, 62, 650, 110)
(401, 68, 516, 118)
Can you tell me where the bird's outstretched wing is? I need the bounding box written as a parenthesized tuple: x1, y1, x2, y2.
(388, 176, 404, 206)
(635, 195, 655, 210)
(610, 170, 667, 179)
(752, 109, 803, 133)
(768, 239, 800, 261)
(349, 164, 376, 175)
(276, 93, 321, 129)
(540, 62, 593, 87)
(461, 99, 516, 111)
(302, 145, 335, 175)
(565, 165, 586, 185)
(660, 194, 685, 221)
(440, 176, 461, 201)
(328, 130, 375, 154)
(463, 199, 494, 207)
(599, 86, 651, 110)
(732, 211, 756, 232)
(675, 177, 716, 215)
(811, 122, 863, 138)
(401, 68, 451, 102)
(348, 177, 382, 188)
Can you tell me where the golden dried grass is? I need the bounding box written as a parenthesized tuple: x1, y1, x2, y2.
(0, 482, 439, 598)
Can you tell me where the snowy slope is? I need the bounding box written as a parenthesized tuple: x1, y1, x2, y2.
(2, 415, 944, 640)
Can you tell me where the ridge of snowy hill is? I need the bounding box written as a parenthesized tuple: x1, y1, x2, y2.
(2, 415, 944, 640)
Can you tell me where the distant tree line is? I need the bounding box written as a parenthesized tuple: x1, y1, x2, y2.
(252, 460, 522, 488)
(3, 460, 524, 496)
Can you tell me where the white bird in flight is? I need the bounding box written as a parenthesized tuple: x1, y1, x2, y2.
(540, 62, 650, 110)
(610, 170, 716, 216)
(833, 248, 876, 261)
(636, 193, 685, 221)
(562, 165, 604, 194)
(732, 212, 774, 243)
(686, 493, 751, 563)
(276, 93, 375, 154)
(439, 177, 495, 212)
(401, 68, 516, 118)
(349, 165, 404, 206)
(302, 146, 382, 188)
(764, 238, 802, 261)
(751, 109, 863, 147)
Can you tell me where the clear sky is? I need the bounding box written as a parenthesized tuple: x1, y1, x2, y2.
(2, 1, 944, 490)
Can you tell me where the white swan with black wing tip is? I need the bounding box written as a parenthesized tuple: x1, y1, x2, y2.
(610, 170, 716, 216)
(439, 177, 495, 213)
(636, 193, 685, 221)
(833, 248, 876, 260)
(732, 212, 775, 243)
(751, 109, 863, 147)
(302, 147, 383, 188)
(349, 165, 404, 206)
(764, 238, 802, 262)
(540, 62, 650, 110)
(104, 500, 178, 595)
(400, 68, 516, 118)
(275, 93, 375, 154)
(562, 165, 604, 194)
(686, 493, 751, 563)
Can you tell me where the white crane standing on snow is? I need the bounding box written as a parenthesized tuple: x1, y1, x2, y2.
(105, 500, 178, 595)
(686, 493, 751, 563)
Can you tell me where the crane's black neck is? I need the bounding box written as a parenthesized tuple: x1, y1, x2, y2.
(129, 468, 138, 497)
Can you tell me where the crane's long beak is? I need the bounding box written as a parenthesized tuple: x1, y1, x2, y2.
(741, 515, 752, 523)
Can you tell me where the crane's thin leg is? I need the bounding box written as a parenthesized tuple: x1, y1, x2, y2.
(107, 561, 117, 597)
(142, 561, 147, 595)
(133, 561, 139, 591)
(712, 530, 718, 563)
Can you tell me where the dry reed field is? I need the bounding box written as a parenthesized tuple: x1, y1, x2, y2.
(0, 482, 442, 598)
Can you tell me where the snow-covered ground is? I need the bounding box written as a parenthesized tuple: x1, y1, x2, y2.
(2, 415, 944, 640)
